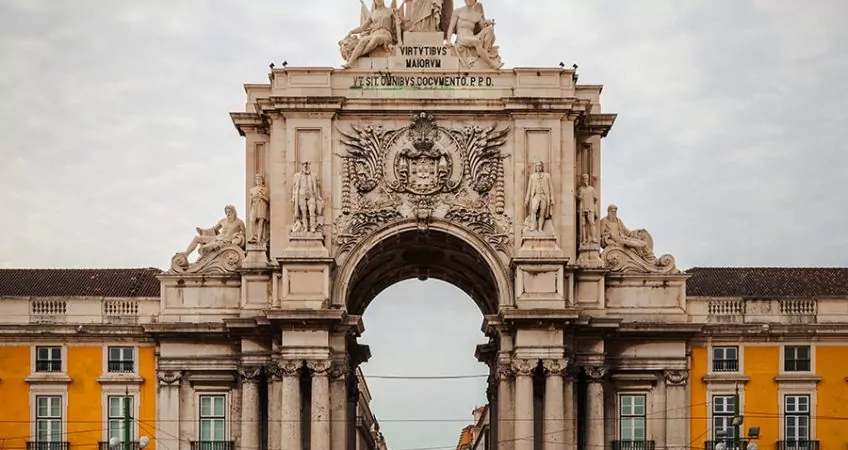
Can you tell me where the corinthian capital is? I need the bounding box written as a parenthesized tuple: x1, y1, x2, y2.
(542, 359, 567, 377)
(511, 358, 536, 377)
(307, 359, 331, 377)
(280, 359, 303, 377)
(238, 366, 262, 383)
(584, 365, 608, 382)
(265, 362, 283, 381)
(494, 361, 515, 381)
(663, 369, 689, 386)
(329, 359, 350, 380)
(157, 370, 182, 385)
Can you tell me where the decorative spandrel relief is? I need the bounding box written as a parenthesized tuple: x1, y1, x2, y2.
(169, 205, 247, 274)
(335, 112, 511, 254)
(599, 204, 679, 274)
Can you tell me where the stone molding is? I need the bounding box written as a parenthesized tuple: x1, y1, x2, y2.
(584, 365, 608, 382)
(542, 359, 567, 377)
(511, 358, 536, 377)
(238, 366, 262, 383)
(307, 359, 331, 377)
(157, 370, 182, 385)
(663, 369, 689, 386)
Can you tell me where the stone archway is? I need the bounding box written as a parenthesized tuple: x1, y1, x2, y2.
(334, 219, 513, 315)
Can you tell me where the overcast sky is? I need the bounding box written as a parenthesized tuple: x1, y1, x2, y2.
(1, 0, 847, 449)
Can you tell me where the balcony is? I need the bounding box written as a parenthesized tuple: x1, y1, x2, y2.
(98, 442, 140, 450)
(612, 441, 655, 450)
(777, 441, 820, 450)
(189, 441, 234, 450)
(712, 359, 739, 372)
(108, 361, 135, 373)
(704, 441, 745, 450)
(26, 442, 69, 450)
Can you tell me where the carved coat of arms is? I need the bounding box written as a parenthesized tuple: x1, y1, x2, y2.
(336, 112, 511, 254)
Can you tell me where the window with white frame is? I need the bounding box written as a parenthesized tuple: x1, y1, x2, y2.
(784, 346, 811, 372)
(784, 395, 810, 440)
(619, 394, 646, 441)
(107, 347, 134, 373)
(107, 396, 134, 443)
(35, 396, 62, 442)
(35, 347, 62, 373)
(712, 346, 739, 372)
(712, 395, 737, 439)
(199, 395, 226, 442)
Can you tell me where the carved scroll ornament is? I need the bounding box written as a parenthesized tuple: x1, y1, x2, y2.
(336, 112, 511, 254)
(599, 204, 679, 274)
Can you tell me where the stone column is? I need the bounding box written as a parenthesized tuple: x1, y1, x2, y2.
(664, 370, 689, 449)
(542, 359, 566, 450)
(308, 360, 332, 450)
(512, 359, 535, 450)
(562, 367, 577, 450)
(238, 367, 262, 450)
(329, 360, 349, 450)
(496, 362, 515, 450)
(266, 363, 283, 450)
(280, 360, 303, 450)
(156, 371, 182, 450)
(585, 366, 607, 450)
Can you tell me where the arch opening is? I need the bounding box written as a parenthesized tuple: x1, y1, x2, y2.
(344, 224, 503, 316)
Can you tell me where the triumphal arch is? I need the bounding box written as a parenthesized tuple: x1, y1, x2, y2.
(154, 2, 692, 450)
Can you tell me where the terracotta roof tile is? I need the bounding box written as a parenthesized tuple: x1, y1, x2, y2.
(455, 425, 474, 450)
(0, 268, 162, 298)
(686, 267, 848, 298)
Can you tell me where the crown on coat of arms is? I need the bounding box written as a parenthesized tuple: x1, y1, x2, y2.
(407, 111, 439, 153)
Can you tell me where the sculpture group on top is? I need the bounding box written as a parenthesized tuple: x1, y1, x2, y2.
(334, 112, 511, 254)
(340, 0, 503, 69)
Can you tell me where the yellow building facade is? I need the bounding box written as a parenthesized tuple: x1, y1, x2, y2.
(688, 267, 848, 449)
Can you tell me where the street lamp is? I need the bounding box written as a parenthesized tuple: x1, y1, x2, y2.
(714, 385, 760, 450)
(109, 388, 151, 450)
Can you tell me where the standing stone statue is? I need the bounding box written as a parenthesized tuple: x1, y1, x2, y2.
(405, 0, 450, 33)
(291, 162, 323, 233)
(248, 173, 270, 245)
(445, 0, 503, 69)
(524, 162, 554, 234)
(182, 205, 246, 259)
(599, 205, 657, 263)
(576, 174, 600, 245)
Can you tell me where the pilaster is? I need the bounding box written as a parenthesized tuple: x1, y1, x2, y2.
(512, 358, 535, 450)
(279, 360, 303, 450)
(664, 369, 689, 448)
(584, 365, 607, 450)
(307, 360, 332, 450)
(238, 366, 262, 450)
(156, 370, 182, 450)
(542, 359, 566, 450)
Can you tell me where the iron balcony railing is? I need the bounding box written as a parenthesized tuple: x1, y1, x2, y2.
(107, 361, 135, 373)
(98, 442, 140, 450)
(712, 359, 739, 372)
(612, 441, 655, 450)
(26, 442, 69, 450)
(777, 441, 820, 450)
(189, 441, 235, 450)
(704, 441, 745, 450)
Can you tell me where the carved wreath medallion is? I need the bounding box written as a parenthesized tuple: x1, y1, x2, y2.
(336, 112, 511, 254)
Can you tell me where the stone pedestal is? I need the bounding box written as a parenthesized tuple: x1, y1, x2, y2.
(518, 235, 562, 258)
(513, 359, 535, 450)
(243, 242, 271, 268)
(238, 367, 261, 450)
(280, 361, 302, 450)
(585, 366, 607, 450)
(308, 360, 331, 450)
(542, 360, 566, 450)
(576, 243, 604, 269)
(283, 233, 329, 258)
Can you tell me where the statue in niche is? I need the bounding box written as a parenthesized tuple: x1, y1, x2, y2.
(576, 174, 600, 245)
(445, 0, 503, 69)
(523, 162, 554, 235)
(599, 204, 656, 262)
(182, 205, 246, 259)
(404, 0, 451, 33)
(291, 162, 324, 234)
(340, 0, 402, 68)
(248, 173, 270, 245)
